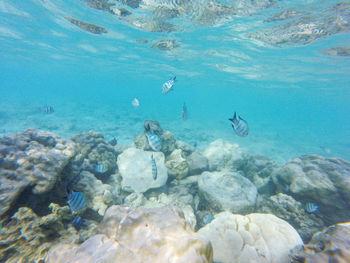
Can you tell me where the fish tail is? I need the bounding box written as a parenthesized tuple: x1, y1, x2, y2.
(229, 112, 237, 122)
(173, 76, 176, 81)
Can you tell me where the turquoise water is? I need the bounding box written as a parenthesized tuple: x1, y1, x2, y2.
(1, 0, 350, 163)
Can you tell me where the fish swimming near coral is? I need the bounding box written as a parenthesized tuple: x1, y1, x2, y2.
(67, 191, 86, 213)
(229, 112, 249, 137)
(162, 76, 176, 94)
(108, 137, 117, 146)
(202, 214, 215, 225)
(132, 97, 140, 108)
(146, 132, 161, 151)
(305, 202, 319, 213)
(151, 154, 157, 180)
(182, 102, 188, 121)
(71, 216, 86, 231)
(42, 105, 54, 114)
(95, 163, 108, 174)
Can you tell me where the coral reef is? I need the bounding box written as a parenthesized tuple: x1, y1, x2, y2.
(272, 155, 350, 225)
(321, 46, 350, 56)
(292, 222, 350, 262)
(0, 204, 97, 262)
(198, 211, 303, 263)
(151, 39, 180, 50)
(198, 171, 258, 214)
(165, 149, 189, 179)
(47, 205, 213, 263)
(117, 147, 168, 193)
(0, 129, 75, 216)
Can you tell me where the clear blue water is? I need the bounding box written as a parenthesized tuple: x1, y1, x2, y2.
(1, 0, 350, 163)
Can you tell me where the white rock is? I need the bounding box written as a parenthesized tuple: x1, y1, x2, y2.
(198, 212, 303, 263)
(117, 147, 168, 193)
(203, 139, 247, 171)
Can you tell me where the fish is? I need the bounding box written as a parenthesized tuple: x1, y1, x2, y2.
(132, 98, 140, 108)
(42, 105, 54, 114)
(151, 154, 157, 180)
(203, 214, 215, 225)
(108, 137, 117, 146)
(162, 76, 176, 94)
(71, 216, 86, 231)
(146, 132, 161, 151)
(95, 163, 108, 174)
(305, 202, 319, 213)
(182, 102, 188, 121)
(67, 191, 86, 213)
(229, 112, 249, 137)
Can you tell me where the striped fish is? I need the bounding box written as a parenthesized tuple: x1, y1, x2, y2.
(67, 191, 86, 213)
(305, 202, 319, 213)
(146, 132, 161, 151)
(162, 76, 176, 94)
(95, 163, 108, 174)
(229, 112, 249, 137)
(151, 154, 157, 180)
(182, 102, 188, 121)
(71, 216, 86, 231)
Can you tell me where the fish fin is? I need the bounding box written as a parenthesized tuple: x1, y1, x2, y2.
(173, 76, 176, 81)
(228, 112, 237, 123)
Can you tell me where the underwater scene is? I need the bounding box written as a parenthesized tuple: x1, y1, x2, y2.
(0, 0, 350, 262)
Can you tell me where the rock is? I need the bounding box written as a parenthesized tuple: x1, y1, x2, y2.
(198, 171, 258, 214)
(321, 46, 350, 56)
(165, 149, 189, 179)
(186, 151, 209, 175)
(65, 17, 107, 34)
(82, 0, 115, 13)
(249, 2, 350, 47)
(265, 10, 304, 22)
(0, 204, 97, 262)
(0, 129, 75, 216)
(47, 205, 213, 263)
(202, 139, 247, 171)
(175, 140, 195, 156)
(292, 222, 350, 262)
(70, 131, 117, 178)
(198, 211, 303, 263)
(257, 193, 325, 242)
(117, 148, 168, 193)
(143, 119, 163, 134)
(151, 39, 180, 50)
(239, 154, 277, 195)
(271, 155, 350, 225)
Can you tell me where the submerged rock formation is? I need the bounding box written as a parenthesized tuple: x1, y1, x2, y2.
(198, 211, 303, 263)
(65, 17, 108, 34)
(47, 205, 213, 263)
(0, 129, 75, 216)
(198, 170, 258, 214)
(272, 155, 350, 225)
(321, 46, 350, 56)
(292, 222, 350, 262)
(117, 147, 168, 193)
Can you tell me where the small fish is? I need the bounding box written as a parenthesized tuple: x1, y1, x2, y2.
(132, 98, 140, 108)
(203, 214, 215, 225)
(182, 102, 188, 121)
(109, 137, 117, 146)
(146, 132, 161, 151)
(67, 191, 86, 213)
(162, 76, 176, 94)
(229, 112, 249, 137)
(42, 105, 54, 114)
(71, 216, 86, 231)
(151, 154, 157, 180)
(95, 163, 108, 174)
(305, 202, 319, 213)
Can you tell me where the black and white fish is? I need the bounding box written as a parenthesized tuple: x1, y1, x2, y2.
(132, 98, 140, 108)
(146, 131, 161, 151)
(95, 163, 108, 174)
(151, 154, 157, 180)
(71, 216, 86, 231)
(108, 137, 117, 146)
(67, 191, 86, 213)
(305, 202, 319, 213)
(182, 102, 188, 121)
(42, 105, 54, 114)
(162, 76, 176, 94)
(229, 112, 249, 137)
